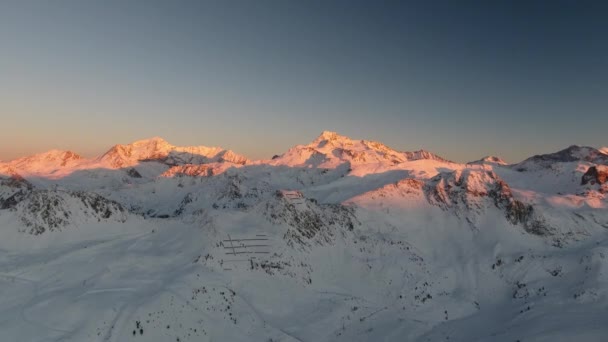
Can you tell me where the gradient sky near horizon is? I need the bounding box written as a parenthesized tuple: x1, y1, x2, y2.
(1, 0, 607, 163)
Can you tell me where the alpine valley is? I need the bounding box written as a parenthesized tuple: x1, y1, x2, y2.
(1, 132, 607, 342)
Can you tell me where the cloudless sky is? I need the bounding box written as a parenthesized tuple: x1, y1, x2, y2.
(1, 0, 607, 162)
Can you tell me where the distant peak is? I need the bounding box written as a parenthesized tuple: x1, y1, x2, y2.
(319, 130, 338, 138)
(98, 136, 249, 168)
(4, 149, 83, 170)
(315, 131, 349, 142)
(16, 149, 82, 162)
(41, 149, 80, 157)
(469, 156, 506, 165)
(513, 144, 608, 171)
(104, 137, 173, 154)
(130, 136, 171, 146)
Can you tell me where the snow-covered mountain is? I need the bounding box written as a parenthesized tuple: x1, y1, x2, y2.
(6, 189, 127, 235)
(467, 155, 507, 166)
(2, 149, 83, 176)
(511, 145, 608, 172)
(99, 137, 248, 168)
(270, 131, 449, 169)
(0, 137, 248, 181)
(0, 132, 607, 342)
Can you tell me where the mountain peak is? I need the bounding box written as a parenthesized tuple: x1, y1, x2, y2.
(0, 150, 83, 177)
(10, 149, 82, 166)
(513, 145, 608, 171)
(270, 131, 449, 168)
(131, 136, 170, 146)
(468, 155, 506, 165)
(99, 137, 248, 168)
(99, 137, 174, 168)
(313, 131, 352, 144)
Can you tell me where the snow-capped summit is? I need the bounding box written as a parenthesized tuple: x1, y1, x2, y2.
(600, 146, 608, 155)
(2, 132, 608, 342)
(1, 150, 83, 176)
(313, 130, 348, 143)
(99, 137, 174, 168)
(512, 145, 608, 171)
(271, 131, 448, 169)
(99, 137, 248, 168)
(9, 149, 82, 167)
(0, 137, 248, 181)
(468, 155, 507, 166)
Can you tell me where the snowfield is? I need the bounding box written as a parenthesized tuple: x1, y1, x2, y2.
(0, 132, 607, 341)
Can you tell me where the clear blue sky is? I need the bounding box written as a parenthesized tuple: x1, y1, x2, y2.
(1, 0, 606, 162)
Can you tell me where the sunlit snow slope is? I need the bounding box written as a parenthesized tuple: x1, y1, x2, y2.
(0, 132, 607, 342)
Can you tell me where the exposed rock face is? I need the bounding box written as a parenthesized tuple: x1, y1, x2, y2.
(0, 172, 32, 190)
(582, 166, 608, 185)
(10, 190, 127, 235)
(161, 165, 215, 178)
(425, 170, 509, 211)
(212, 175, 270, 210)
(0, 170, 33, 209)
(404, 149, 450, 162)
(126, 168, 143, 178)
(264, 190, 357, 249)
(424, 169, 550, 235)
(0, 190, 28, 210)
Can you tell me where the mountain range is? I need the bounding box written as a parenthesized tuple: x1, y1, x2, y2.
(0, 132, 607, 341)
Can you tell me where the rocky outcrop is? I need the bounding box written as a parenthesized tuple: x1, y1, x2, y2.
(264, 190, 357, 249)
(0, 170, 33, 209)
(582, 166, 608, 185)
(126, 168, 143, 178)
(424, 169, 550, 235)
(161, 164, 215, 178)
(10, 190, 127, 235)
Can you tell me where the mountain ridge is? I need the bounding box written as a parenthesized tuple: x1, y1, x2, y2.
(512, 144, 608, 171)
(2, 133, 606, 172)
(0, 131, 607, 341)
